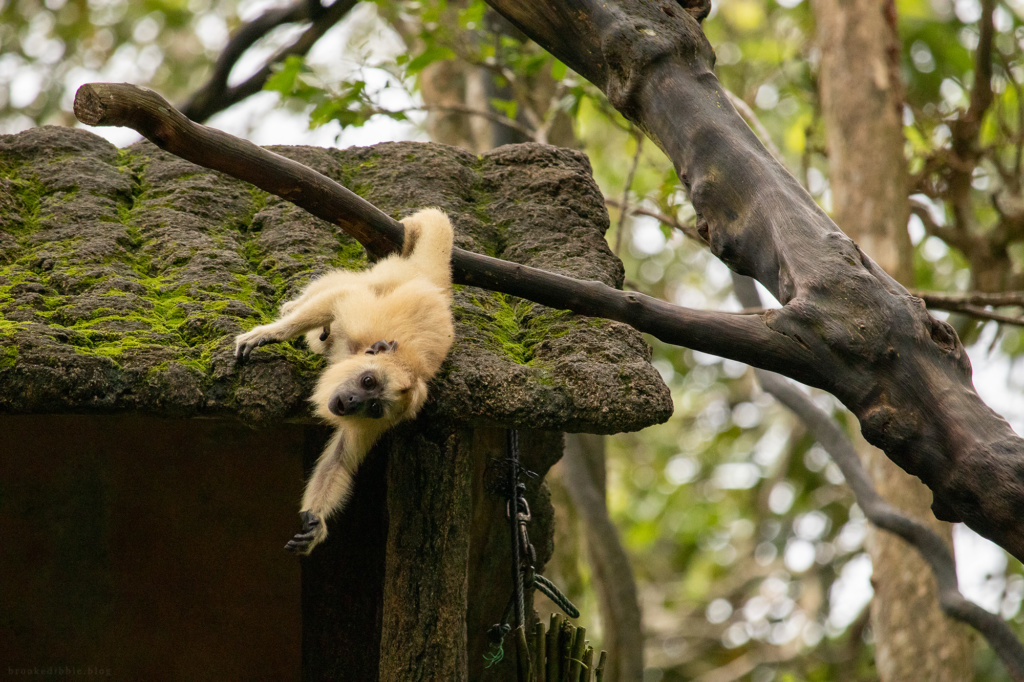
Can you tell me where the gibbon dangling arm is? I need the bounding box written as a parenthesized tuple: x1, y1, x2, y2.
(234, 208, 455, 555)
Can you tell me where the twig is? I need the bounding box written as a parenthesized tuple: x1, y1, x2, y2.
(181, 0, 309, 121)
(734, 272, 1024, 682)
(419, 103, 536, 140)
(913, 289, 1024, 326)
(912, 289, 1024, 309)
(926, 304, 1024, 327)
(613, 128, 644, 255)
(603, 198, 702, 242)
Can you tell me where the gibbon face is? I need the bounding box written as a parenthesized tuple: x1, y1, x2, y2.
(310, 345, 428, 428)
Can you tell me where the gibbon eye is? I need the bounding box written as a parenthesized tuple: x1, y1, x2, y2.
(361, 374, 377, 390)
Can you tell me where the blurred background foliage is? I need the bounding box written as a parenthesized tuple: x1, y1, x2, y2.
(4, 0, 1024, 679)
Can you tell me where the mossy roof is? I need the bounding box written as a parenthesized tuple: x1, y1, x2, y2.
(0, 126, 671, 433)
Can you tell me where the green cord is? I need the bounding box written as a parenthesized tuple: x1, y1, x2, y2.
(484, 640, 505, 668)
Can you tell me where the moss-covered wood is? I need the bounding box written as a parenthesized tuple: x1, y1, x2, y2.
(0, 126, 672, 433)
(0, 126, 671, 680)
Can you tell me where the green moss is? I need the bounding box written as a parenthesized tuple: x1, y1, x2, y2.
(0, 343, 17, 369)
(328, 238, 368, 270)
(8, 176, 43, 237)
(461, 292, 571, 365)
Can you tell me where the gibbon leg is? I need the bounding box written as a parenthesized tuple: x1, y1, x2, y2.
(401, 209, 455, 291)
(284, 431, 354, 554)
(235, 288, 347, 361)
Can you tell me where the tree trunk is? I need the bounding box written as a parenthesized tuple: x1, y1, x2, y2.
(562, 434, 645, 682)
(814, 0, 975, 678)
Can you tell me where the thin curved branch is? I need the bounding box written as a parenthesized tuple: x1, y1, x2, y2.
(913, 283, 1024, 325)
(74, 82, 810, 379)
(181, 0, 358, 123)
(419, 103, 537, 140)
(182, 1, 309, 120)
(614, 128, 644, 255)
(733, 273, 1024, 681)
(914, 289, 1024, 309)
(604, 198, 712, 245)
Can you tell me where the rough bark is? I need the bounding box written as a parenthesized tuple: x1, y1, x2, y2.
(814, 0, 975, 678)
(473, 0, 1024, 563)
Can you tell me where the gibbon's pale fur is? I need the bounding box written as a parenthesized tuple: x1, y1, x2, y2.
(234, 208, 455, 554)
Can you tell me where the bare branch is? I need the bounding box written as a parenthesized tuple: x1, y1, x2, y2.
(733, 273, 1024, 682)
(420, 103, 536, 140)
(613, 128, 644, 255)
(913, 289, 1024, 308)
(181, 0, 358, 123)
(913, 289, 1024, 326)
(603, 198, 703, 242)
(75, 82, 808, 378)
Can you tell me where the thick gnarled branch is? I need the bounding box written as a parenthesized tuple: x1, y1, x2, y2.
(733, 275, 1024, 681)
(480, 0, 1024, 565)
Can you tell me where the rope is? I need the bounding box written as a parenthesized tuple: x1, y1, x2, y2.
(484, 429, 581, 678)
(534, 574, 580, 619)
(508, 429, 526, 632)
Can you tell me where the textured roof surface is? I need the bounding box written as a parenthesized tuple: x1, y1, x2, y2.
(0, 126, 671, 433)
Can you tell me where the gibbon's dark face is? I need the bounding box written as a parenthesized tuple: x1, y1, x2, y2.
(328, 369, 389, 419)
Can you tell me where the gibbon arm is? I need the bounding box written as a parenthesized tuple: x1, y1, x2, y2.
(284, 431, 349, 554)
(235, 288, 342, 361)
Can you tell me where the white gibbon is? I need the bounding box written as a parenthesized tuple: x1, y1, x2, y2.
(234, 208, 455, 554)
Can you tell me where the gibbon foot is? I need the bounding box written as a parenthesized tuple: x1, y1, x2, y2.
(284, 510, 324, 555)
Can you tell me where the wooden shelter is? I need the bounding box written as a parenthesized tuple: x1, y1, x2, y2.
(0, 126, 671, 680)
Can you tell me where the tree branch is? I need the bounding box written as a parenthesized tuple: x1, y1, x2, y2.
(181, 0, 358, 123)
(75, 82, 809, 377)
(914, 289, 1024, 309)
(74, 79, 1024, 564)
(614, 128, 644, 255)
(913, 290, 1024, 326)
(480, 0, 1024, 563)
(604, 198, 703, 242)
(734, 273, 1024, 681)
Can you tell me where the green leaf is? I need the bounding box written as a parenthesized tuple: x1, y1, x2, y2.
(551, 59, 568, 81)
(263, 55, 308, 96)
(406, 44, 456, 76)
(489, 98, 517, 120)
